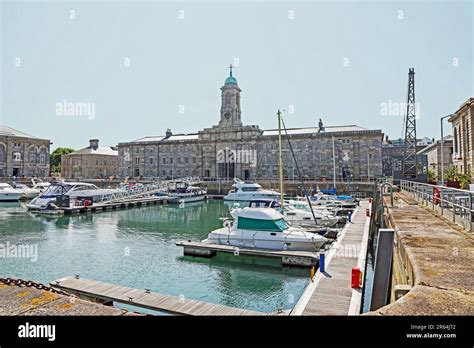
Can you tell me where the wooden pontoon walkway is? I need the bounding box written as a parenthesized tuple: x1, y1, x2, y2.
(176, 240, 319, 267)
(51, 276, 268, 316)
(291, 200, 370, 315)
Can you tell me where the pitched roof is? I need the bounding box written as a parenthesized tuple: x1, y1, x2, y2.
(0, 125, 38, 138)
(123, 124, 376, 145)
(133, 136, 166, 142)
(67, 146, 118, 156)
(262, 125, 369, 136)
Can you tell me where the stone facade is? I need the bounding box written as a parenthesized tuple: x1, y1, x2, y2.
(61, 139, 118, 179)
(449, 97, 474, 176)
(0, 126, 51, 177)
(417, 136, 453, 179)
(118, 69, 384, 181)
(382, 137, 430, 179)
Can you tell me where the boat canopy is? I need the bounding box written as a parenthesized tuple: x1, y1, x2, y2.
(237, 216, 287, 232)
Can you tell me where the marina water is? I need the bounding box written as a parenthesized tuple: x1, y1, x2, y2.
(0, 200, 310, 313)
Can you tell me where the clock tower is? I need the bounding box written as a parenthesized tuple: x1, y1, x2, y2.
(218, 64, 243, 128)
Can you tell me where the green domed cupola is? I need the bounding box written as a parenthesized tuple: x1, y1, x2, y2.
(224, 64, 238, 85)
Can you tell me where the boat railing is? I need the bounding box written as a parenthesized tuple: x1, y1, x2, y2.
(399, 180, 474, 232)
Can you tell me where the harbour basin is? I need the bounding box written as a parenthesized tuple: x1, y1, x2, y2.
(0, 200, 311, 313)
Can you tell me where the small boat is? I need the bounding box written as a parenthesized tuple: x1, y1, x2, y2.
(310, 193, 357, 209)
(169, 182, 206, 203)
(287, 199, 343, 215)
(248, 199, 340, 227)
(31, 181, 51, 193)
(224, 178, 280, 201)
(206, 207, 327, 251)
(27, 181, 126, 211)
(30, 178, 51, 194)
(0, 183, 23, 202)
(12, 183, 41, 199)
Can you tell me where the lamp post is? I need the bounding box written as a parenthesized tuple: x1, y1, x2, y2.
(440, 114, 454, 186)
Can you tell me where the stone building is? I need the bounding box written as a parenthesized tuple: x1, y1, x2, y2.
(61, 139, 118, 179)
(449, 97, 474, 176)
(0, 126, 51, 177)
(382, 136, 431, 179)
(118, 68, 384, 181)
(417, 136, 453, 178)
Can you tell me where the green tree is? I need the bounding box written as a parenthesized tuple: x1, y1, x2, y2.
(50, 147, 75, 174)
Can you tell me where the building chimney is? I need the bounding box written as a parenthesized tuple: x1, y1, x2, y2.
(165, 129, 172, 138)
(89, 139, 99, 150)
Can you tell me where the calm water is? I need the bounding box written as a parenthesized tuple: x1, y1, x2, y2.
(0, 200, 310, 313)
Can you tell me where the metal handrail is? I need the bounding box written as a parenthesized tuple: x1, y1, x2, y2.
(400, 180, 474, 232)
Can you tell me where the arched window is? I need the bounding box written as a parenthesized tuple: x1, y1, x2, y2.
(466, 120, 470, 153)
(0, 144, 5, 163)
(454, 127, 459, 156)
(29, 145, 37, 163)
(38, 147, 48, 165)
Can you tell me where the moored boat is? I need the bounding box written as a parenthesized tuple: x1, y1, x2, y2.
(169, 182, 206, 203)
(223, 178, 280, 201)
(12, 183, 41, 199)
(206, 207, 327, 251)
(27, 181, 126, 211)
(0, 183, 23, 202)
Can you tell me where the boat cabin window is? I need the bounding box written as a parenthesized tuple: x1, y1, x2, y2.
(70, 185, 98, 192)
(241, 187, 260, 192)
(43, 185, 72, 196)
(237, 217, 288, 232)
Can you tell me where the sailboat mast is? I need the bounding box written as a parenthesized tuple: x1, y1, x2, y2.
(277, 110, 284, 206)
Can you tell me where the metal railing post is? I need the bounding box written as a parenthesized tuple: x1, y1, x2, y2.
(470, 192, 473, 231)
(452, 190, 456, 222)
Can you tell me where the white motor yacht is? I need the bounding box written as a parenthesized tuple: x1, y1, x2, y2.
(0, 183, 23, 202)
(169, 182, 206, 203)
(31, 180, 51, 194)
(224, 178, 280, 201)
(206, 207, 327, 251)
(27, 181, 126, 211)
(310, 193, 357, 209)
(12, 183, 41, 199)
(248, 199, 340, 227)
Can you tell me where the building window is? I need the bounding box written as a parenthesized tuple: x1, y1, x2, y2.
(177, 158, 181, 164)
(135, 157, 140, 165)
(454, 127, 459, 156)
(163, 157, 166, 164)
(13, 152, 21, 162)
(185, 157, 188, 164)
(466, 120, 470, 153)
(150, 158, 153, 164)
(170, 158, 173, 164)
(0, 144, 5, 163)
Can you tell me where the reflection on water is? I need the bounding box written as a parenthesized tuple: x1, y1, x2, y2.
(0, 200, 309, 312)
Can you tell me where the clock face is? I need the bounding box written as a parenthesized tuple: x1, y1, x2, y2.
(224, 112, 231, 120)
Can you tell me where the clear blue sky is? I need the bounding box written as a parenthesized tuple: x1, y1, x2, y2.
(1, 0, 472, 150)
